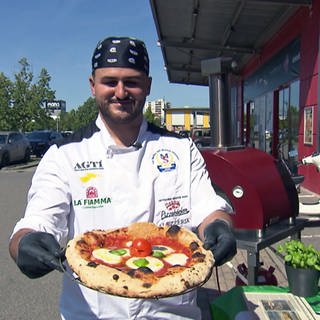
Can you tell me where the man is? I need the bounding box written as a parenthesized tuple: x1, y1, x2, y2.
(9, 36, 236, 319)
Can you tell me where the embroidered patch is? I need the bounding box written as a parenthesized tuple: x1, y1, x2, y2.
(152, 149, 178, 172)
(80, 173, 98, 183)
(73, 186, 111, 209)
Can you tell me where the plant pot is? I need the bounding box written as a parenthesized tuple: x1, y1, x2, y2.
(285, 263, 320, 297)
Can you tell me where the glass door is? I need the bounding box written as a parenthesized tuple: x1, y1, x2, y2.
(250, 92, 273, 153)
(278, 80, 300, 173)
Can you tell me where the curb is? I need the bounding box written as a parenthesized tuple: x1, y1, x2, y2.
(1, 160, 40, 171)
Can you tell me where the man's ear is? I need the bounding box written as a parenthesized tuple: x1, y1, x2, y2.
(89, 75, 95, 96)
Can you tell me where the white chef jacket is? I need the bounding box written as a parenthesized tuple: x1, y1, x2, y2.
(12, 114, 232, 320)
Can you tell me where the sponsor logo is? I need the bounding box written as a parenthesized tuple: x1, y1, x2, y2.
(160, 207, 189, 220)
(80, 173, 98, 183)
(159, 217, 191, 227)
(73, 186, 111, 209)
(165, 200, 180, 211)
(86, 186, 98, 198)
(152, 149, 178, 172)
(74, 160, 104, 171)
(156, 196, 190, 226)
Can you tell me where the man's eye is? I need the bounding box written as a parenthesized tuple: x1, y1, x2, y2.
(101, 80, 140, 88)
(103, 80, 118, 87)
(124, 81, 140, 88)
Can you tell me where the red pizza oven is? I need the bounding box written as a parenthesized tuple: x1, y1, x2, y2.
(201, 147, 299, 231)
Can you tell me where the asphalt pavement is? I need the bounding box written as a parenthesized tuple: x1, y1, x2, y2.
(0, 165, 61, 320)
(1, 162, 320, 320)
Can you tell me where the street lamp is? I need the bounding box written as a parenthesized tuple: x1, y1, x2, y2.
(56, 116, 60, 132)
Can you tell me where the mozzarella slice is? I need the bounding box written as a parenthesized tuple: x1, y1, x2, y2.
(125, 241, 133, 247)
(126, 256, 164, 272)
(152, 245, 174, 256)
(92, 248, 130, 265)
(163, 253, 189, 266)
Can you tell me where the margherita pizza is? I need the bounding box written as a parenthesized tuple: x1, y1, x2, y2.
(65, 222, 214, 298)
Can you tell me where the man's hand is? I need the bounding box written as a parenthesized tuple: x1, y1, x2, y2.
(17, 232, 65, 279)
(203, 219, 237, 266)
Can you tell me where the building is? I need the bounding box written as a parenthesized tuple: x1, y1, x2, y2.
(150, 0, 320, 194)
(144, 99, 210, 132)
(164, 106, 210, 132)
(144, 99, 166, 125)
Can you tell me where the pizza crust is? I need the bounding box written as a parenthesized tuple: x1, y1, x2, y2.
(66, 222, 214, 298)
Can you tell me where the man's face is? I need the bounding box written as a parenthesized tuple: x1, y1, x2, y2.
(89, 67, 152, 125)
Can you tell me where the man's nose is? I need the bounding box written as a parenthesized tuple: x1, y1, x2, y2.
(114, 81, 128, 99)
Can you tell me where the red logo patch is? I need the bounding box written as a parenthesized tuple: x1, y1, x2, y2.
(165, 200, 180, 211)
(86, 186, 98, 198)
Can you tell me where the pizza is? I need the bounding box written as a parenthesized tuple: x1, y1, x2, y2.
(65, 222, 214, 298)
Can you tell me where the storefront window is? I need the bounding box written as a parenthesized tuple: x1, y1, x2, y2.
(250, 92, 273, 152)
(289, 80, 300, 173)
(248, 80, 299, 160)
(278, 80, 300, 173)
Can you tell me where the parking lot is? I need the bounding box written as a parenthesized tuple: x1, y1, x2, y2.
(0, 165, 61, 320)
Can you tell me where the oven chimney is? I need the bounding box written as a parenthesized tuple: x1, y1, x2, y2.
(201, 57, 235, 148)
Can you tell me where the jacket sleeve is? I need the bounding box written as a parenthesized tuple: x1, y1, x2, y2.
(11, 145, 70, 246)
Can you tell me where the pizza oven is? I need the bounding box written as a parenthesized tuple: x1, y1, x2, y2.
(201, 147, 299, 233)
(199, 58, 299, 235)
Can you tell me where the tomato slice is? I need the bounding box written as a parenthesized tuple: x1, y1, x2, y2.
(130, 238, 152, 257)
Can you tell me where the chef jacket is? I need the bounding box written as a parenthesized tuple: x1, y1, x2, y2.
(12, 114, 232, 319)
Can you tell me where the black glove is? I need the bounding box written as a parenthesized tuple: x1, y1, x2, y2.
(17, 231, 65, 279)
(203, 219, 237, 266)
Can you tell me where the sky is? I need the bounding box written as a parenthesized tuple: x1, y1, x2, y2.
(0, 0, 209, 111)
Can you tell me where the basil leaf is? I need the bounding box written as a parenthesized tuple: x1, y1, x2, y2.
(133, 258, 149, 267)
(109, 249, 127, 256)
(152, 251, 165, 258)
(152, 246, 167, 251)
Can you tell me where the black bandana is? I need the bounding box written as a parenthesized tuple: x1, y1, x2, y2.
(91, 36, 149, 75)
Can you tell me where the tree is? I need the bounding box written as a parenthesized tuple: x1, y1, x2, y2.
(10, 58, 34, 130)
(75, 97, 98, 129)
(144, 106, 161, 126)
(28, 68, 56, 131)
(59, 97, 98, 131)
(0, 72, 13, 130)
(8, 58, 56, 131)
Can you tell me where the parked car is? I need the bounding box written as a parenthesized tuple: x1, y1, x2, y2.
(61, 130, 73, 138)
(190, 128, 212, 148)
(0, 131, 31, 168)
(26, 130, 63, 157)
(178, 130, 190, 138)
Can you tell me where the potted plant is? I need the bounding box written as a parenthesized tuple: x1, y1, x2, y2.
(278, 239, 320, 297)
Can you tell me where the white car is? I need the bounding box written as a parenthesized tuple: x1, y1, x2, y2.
(0, 131, 31, 168)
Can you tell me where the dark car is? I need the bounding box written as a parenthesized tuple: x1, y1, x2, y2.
(26, 130, 63, 157)
(190, 128, 212, 148)
(0, 131, 31, 168)
(178, 130, 190, 138)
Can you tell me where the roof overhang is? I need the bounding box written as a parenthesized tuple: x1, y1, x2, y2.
(149, 0, 312, 86)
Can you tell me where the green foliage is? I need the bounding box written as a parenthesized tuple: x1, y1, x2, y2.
(0, 58, 56, 131)
(58, 97, 98, 131)
(278, 240, 320, 271)
(0, 72, 13, 130)
(144, 106, 161, 126)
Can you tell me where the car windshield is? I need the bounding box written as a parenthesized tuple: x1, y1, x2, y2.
(27, 132, 50, 140)
(0, 134, 8, 144)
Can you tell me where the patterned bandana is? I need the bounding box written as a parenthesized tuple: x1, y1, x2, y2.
(91, 36, 149, 75)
